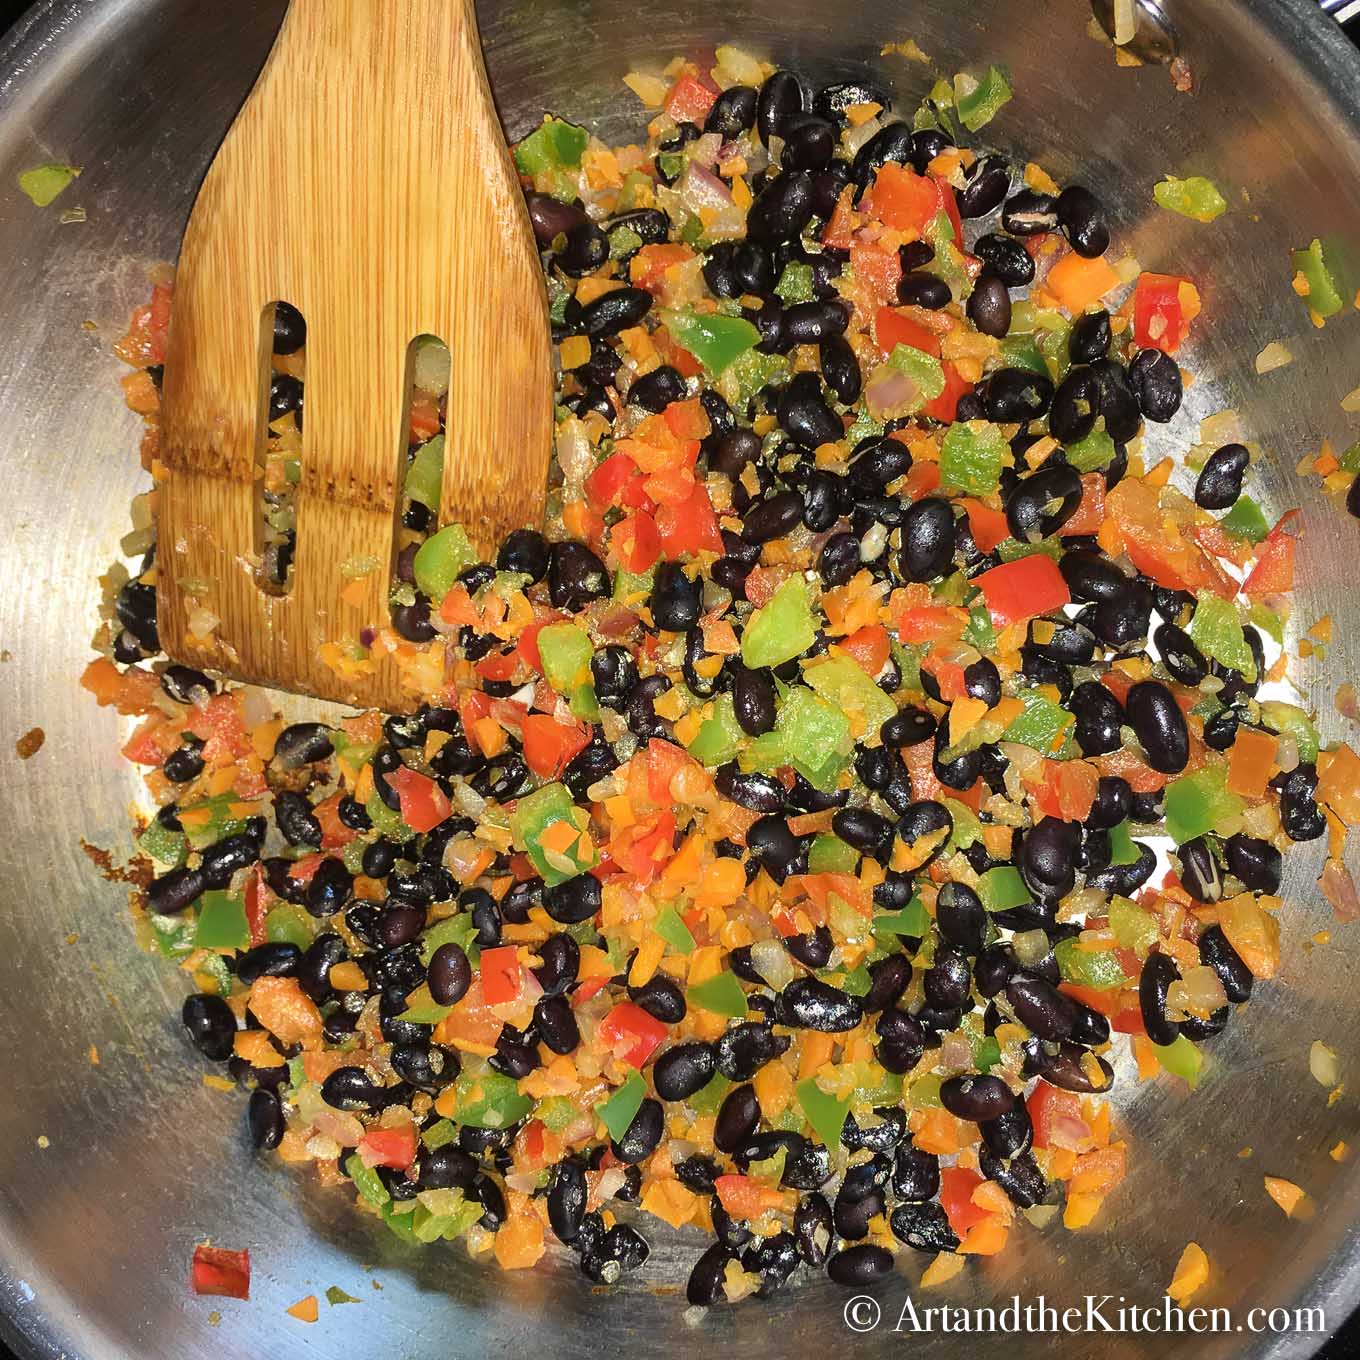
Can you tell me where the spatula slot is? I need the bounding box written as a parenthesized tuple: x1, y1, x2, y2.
(256, 299, 309, 597)
(389, 334, 452, 633)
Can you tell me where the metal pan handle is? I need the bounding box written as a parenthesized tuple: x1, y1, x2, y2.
(1094, 0, 1360, 64)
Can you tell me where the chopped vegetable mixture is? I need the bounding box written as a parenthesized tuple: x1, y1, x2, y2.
(88, 46, 1360, 1308)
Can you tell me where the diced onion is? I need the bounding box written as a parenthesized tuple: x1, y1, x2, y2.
(412, 336, 451, 396)
(1343, 385, 1360, 413)
(1255, 341, 1293, 374)
(1012, 929, 1050, 968)
(1310, 1040, 1341, 1088)
(1321, 859, 1360, 923)
(1113, 0, 1136, 44)
(750, 938, 798, 991)
(843, 115, 887, 159)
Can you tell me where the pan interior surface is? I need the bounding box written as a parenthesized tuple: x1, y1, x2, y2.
(1, 1, 1360, 1356)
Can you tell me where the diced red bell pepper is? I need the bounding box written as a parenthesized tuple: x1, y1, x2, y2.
(664, 72, 719, 123)
(384, 766, 452, 834)
(586, 452, 653, 514)
(862, 164, 941, 235)
(475, 648, 521, 683)
(1133, 272, 1201, 355)
(1242, 511, 1298, 597)
(480, 944, 524, 1006)
(312, 792, 357, 849)
(874, 306, 941, 358)
(630, 243, 695, 294)
(573, 975, 611, 1006)
(1060, 981, 1145, 1033)
(896, 605, 965, 645)
(714, 1174, 770, 1220)
(645, 737, 700, 804)
(1027, 1083, 1090, 1151)
(962, 499, 1009, 554)
(656, 483, 723, 557)
(522, 714, 592, 779)
(597, 1000, 669, 1068)
(839, 624, 891, 677)
(939, 1167, 990, 1235)
(1059, 473, 1106, 537)
(922, 360, 972, 423)
(409, 394, 442, 443)
(935, 178, 963, 247)
(610, 511, 663, 574)
(609, 810, 678, 885)
(120, 716, 179, 765)
(243, 864, 271, 947)
(358, 1124, 419, 1170)
(821, 185, 857, 250)
(902, 460, 942, 501)
(190, 1245, 251, 1300)
(921, 648, 967, 700)
(975, 554, 1071, 628)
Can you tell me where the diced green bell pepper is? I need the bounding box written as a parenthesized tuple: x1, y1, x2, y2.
(1220, 494, 1269, 543)
(1188, 592, 1256, 681)
(380, 1201, 421, 1243)
(1292, 238, 1345, 319)
(1107, 821, 1140, 867)
(845, 403, 886, 445)
(1000, 334, 1047, 375)
(873, 895, 929, 942)
(1247, 601, 1284, 645)
(1260, 700, 1319, 764)
(148, 913, 197, 959)
(404, 434, 445, 510)
(613, 564, 655, 603)
(596, 1070, 646, 1142)
(413, 524, 476, 605)
(689, 1072, 732, 1115)
(716, 348, 789, 412)
(775, 685, 851, 789)
(137, 818, 187, 868)
(1153, 176, 1228, 223)
(1066, 428, 1116, 473)
(366, 792, 416, 843)
(265, 903, 314, 950)
(1152, 1034, 1204, 1088)
(509, 782, 595, 885)
(453, 1068, 534, 1129)
(943, 797, 982, 852)
(978, 865, 1030, 912)
(537, 621, 593, 693)
(962, 603, 995, 653)
(886, 344, 946, 406)
(1110, 894, 1159, 954)
(796, 1078, 851, 1148)
(178, 794, 254, 851)
(775, 262, 815, 304)
(535, 1096, 578, 1133)
(742, 574, 819, 670)
(1054, 936, 1129, 990)
(421, 1118, 457, 1150)
(18, 163, 80, 208)
(1004, 688, 1074, 754)
(653, 903, 696, 954)
(659, 308, 760, 376)
(804, 655, 897, 732)
(608, 225, 643, 260)
(194, 890, 249, 951)
(930, 239, 974, 300)
(514, 117, 589, 180)
(687, 693, 744, 767)
(687, 970, 748, 1018)
(940, 421, 1009, 495)
(809, 834, 860, 874)
(1163, 766, 1244, 844)
(345, 1153, 391, 1208)
(997, 536, 1062, 562)
(954, 66, 1012, 132)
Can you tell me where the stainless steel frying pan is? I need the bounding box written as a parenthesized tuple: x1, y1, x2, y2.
(3, 1, 1360, 1356)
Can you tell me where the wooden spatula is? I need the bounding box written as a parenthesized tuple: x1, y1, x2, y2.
(155, 0, 553, 713)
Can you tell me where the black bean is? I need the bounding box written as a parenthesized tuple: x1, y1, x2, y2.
(541, 874, 601, 931)
(198, 832, 259, 890)
(629, 974, 687, 1024)
(923, 946, 972, 1010)
(747, 814, 801, 882)
(980, 1148, 1048, 1208)
(957, 156, 1011, 218)
(820, 335, 862, 404)
(1049, 366, 1102, 445)
(1198, 923, 1253, 1002)
(687, 1242, 737, 1305)
(875, 1007, 927, 1073)
(732, 240, 776, 295)
(529, 934, 577, 1000)
(1070, 680, 1125, 757)
(834, 1183, 886, 1241)
(720, 667, 775, 740)
(706, 428, 762, 480)
(706, 84, 758, 138)
(1089, 357, 1142, 442)
(974, 233, 1035, 287)
(589, 644, 637, 707)
(1002, 189, 1058, 236)
(269, 299, 307, 355)
(1225, 833, 1282, 893)
(322, 1066, 385, 1111)
(778, 977, 863, 1032)
(629, 364, 687, 413)
(941, 1073, 1016, 1123)
(649, 561, 701, 633)
(419, 1144, 478, 1191)
(181, 993, 236, 1061)
(756, 70, 807, 143)
(270, 791, 321, 849)
(473, 1175, 508, 1231)
(981, 1105, 1033, 1159)
(863, 955, 914, 1012)
(1195, 443, 1250, 510)
(547, 1157, 588, 1245)
(607, 208, 669, 247)
(1056, 185, 1109, 257)
(1006, 973, 1078, 1040)
(852, 122, 915, 182)
(626, 675, 672, 740)
(967, 273, 1012, 338)
(893, 800, 953, 871)
(581, 286, 652, 337)
(1129, 348, 1183, 423)
(1069, 309, 1111, 363)
(935, 881, 986, 955)
(159, 664, 215, 704)
(714, 1083, 761, 1154)
(1139, 951, 1181, 1046)
(714, 765, 785, 813)
(1088, 775, 1134, 830)
(781, 299, 848, 344)
(1277, 763, 1327, 842)
(235, 942, 302, 986)
(842, 1107, 907, 1154)
(245, 1086, 284, 1150)
(653, 1042, 716, 1103)
(785, 927, 834, 970)
(524, 192, 587, 247)
(1085, 843, 1156, 896)
(881, 706, 937, 748)
(302, 856, 351, 918)
(792, 1193, 834, 1266)
(898, 497, 956, 581)
(777, 370, 842, 447)
(974, 943, 1017, 998)
(890, 1203, 958, 1255)
(1349, 474, 1360, 521)
(533, 993, 580, 1056)
(781, 115, 836, 171)
(743, 489, 805, 545)
(556, 220, 609, 276)
(897, 271, 951, 310)
(547, 541, 609, 609)
(715, 1021, 791, 1081)
(1056, 552, 1124, 608)
(832, 807, 892, 856)
(748, 170, 815, 244)
(1006, 464, 1083, 542)
(1022, 817, 1080, 897)
(886, 1142, 938, 1202)
(827, 1244, 893, 1287)
(1178, 837, 1223, 903)
(983, 367, 1054, 423)
(1126, 680, 1189, 774)
(147, 865, 205, 916)
(1154, 623, 1207, 685)
(818, 531, 861, 586)
(800, 469, 841, 533)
